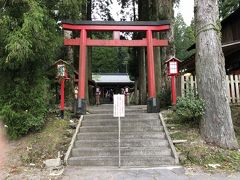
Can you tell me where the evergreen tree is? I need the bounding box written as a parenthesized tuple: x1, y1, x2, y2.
(195, 0, 238, 149)
(0, 0, 84, 139)
(174, 14, 195, 60)
(219, 0, 240, 18)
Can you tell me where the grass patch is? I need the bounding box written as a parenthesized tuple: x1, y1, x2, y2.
(162, 106, 240, 172)
(18, 112, 74, 167)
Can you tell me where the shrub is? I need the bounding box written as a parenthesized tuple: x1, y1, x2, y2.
(176, 91, 205, 123)
(0, 78, 48, 139)
(158, 88, 172, 108)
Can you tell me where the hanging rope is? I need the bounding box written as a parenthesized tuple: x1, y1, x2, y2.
(196, 21, 221, 37)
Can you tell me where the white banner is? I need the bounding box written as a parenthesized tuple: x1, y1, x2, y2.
(113, 94, 125, 117)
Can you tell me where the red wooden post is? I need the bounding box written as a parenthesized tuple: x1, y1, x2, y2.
(171, 76, 177, 105)
(78, 29, 87, 114)
(146, 30, 158, 112)
(60, 78, 65, 118)
(146, 30, 156, 98)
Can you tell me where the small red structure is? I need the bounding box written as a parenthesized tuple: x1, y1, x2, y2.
(165, 57, 181, 106)
(62, 20, 170, 114)
(55, 60, 70, 118)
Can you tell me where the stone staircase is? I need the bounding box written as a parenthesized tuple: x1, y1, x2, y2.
(67, 105, 178, 167)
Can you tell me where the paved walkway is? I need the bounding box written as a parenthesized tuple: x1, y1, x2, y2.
(61, 166, 240, 180)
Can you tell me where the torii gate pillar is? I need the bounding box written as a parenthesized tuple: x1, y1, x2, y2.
(77, 29, 87, 114)
(146, 30, 159, 113)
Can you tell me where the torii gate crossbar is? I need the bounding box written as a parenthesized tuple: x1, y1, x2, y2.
(62, 20, 170, 114)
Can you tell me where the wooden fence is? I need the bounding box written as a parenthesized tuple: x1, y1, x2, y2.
(176, 75, 240, 104)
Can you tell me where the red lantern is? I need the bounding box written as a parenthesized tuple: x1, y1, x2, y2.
(165, 57, 181, 76)
(165, 57, 181, 106)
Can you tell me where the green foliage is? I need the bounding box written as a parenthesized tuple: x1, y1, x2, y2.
(219, 0, 240, 19)
(174, 13, 195, 60)
(158, 89, 172, 108)
(0, 78, 49, 139)
(176, 91, 205, 123)
(56, 0, 86, 19)
(0, 0, 67, 138)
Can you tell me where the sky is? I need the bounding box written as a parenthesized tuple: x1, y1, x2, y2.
(93, 0, 195, 26)
(175, 0, 194, 25)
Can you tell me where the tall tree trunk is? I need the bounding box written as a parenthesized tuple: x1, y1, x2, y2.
(158, 0, 175, 91)
(137, 0, 149, 104)
(195, 0, 238, 149)
(151, 0, 161, 94)
(87, 0, 93, 105)
(139, 47, 147, 104)
(64, 30, 74, 107)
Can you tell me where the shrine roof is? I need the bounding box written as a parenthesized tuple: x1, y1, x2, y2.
(92, 73, 134, 84)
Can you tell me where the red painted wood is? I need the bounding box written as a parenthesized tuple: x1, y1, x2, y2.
(64, 38, 80, 45)
(171, 76, 177, 105)
(146, 30, 156, 98)
(60, 79, 64, 111)
(63, 24, 170, 32)
(87, 39, 147, 46)
(79, 29, 87, 99)
(64, 38, 168, 47)
(153, 39, 169, 47)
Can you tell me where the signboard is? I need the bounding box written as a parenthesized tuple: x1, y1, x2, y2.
(57, 64, 65, 77)
(169, 61, 177, 74)
(113, 94, 125, 117)
(113, 31, 120, 40)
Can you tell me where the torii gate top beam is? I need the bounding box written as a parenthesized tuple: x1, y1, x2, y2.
(61, 20, 170, 32)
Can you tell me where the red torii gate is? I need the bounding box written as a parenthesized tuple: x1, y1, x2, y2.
(62, 20, 170, 114)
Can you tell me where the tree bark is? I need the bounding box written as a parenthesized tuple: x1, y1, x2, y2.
(151, 0, 162, 94)
(157, 0, 175, 92)
(137, 0, 149, 105)
(64, 30, 74, 106)
(195, 0, 238, 149)
(87, 0, 93, 105)
(139, 47, 147, 104)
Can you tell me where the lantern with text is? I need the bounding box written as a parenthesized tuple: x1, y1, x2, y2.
(56, 62, 69, 119)
(165, 57, 181, 106)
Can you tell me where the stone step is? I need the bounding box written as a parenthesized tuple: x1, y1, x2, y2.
(68, 156, 175, 166)
(71, 147, 172, 157)
(81, 119, 161, 127)
(79, 125, 164, 133)
(77, 132, 166, 140)
(88, 109, 147, 114)
(89, 105, 146, 110)
(74, 139, 169, 147)
(84, 114, 159, 120)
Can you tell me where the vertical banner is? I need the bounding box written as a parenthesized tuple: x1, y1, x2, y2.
(113, 94, 125, 117)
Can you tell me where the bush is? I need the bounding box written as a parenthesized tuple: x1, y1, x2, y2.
(158, 88, 172, 108)
(0, 78, 48, 139)
(176, 91, 205, 123)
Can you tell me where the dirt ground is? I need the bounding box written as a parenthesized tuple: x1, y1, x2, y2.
(162, 106, 240, 173)
(0, 113, 74, 179)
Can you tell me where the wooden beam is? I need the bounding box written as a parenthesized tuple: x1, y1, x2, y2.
(64, 38, 168, 47)
(87, 39, 147, 47)
(63, 24, 170, 32)
(64, 38, 80, 46)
